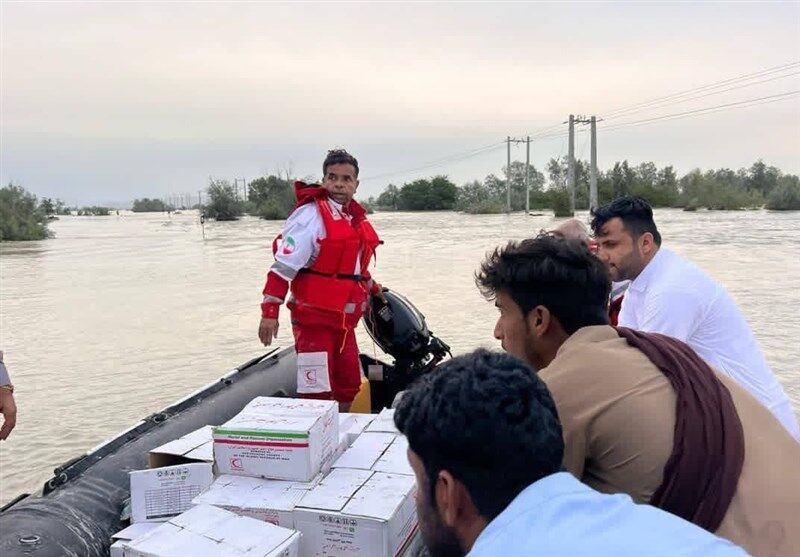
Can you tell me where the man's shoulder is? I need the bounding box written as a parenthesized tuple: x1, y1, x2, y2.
(471, 472, 743, 557)
(642, 249, 716, 300)
(541, 327, 639, 381)
(285, 202, 321, 227)
(540, 327, 668, 401)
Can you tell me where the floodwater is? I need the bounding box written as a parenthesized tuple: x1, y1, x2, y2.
(1, 209, 798, 503)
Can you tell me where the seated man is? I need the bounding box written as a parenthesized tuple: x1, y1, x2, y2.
(393, 349, 746, 557)
(591, 196, 798, 439)
(475, 234, 800, 556)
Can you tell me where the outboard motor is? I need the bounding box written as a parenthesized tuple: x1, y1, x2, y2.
(362, 288, 450, 409)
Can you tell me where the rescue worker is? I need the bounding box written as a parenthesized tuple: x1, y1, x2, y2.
(258, 149, 382, 411)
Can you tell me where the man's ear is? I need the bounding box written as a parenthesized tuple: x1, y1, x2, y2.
(525, 305, 551, 337)
(639, 232, 655, 255)
(435, 470, 474, 528)
(354, 179, 360, 191)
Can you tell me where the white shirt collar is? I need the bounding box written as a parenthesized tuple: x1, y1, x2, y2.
(628, 247, 671, 293)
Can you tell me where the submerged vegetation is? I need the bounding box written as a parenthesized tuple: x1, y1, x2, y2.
(0, 183, 50, 241)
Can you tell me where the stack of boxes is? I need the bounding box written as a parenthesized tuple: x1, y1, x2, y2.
(115, 399, 420, 557)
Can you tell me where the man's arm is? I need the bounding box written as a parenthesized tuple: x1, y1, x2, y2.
(258, 206, 320, 346)
(0, 354, 17, 440)
(362, 270, 385, 301)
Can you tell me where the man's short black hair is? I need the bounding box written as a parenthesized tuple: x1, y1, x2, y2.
(323, 148, 359, 177)
(394, 349, 563, 521)
(590, 196, 662, 246)
(476, 234, 611, 334)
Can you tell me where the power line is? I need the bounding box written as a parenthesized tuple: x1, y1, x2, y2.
(602, 70, 800, 121)
(600, 90, 799, 132)
(601, 60, 800, 119)
(362, 62, 799, 184)
(360, 141, 505, 182)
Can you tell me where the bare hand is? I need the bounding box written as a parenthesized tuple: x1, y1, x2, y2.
(0, 389, 17, 441)
(259, 318, 280, 346)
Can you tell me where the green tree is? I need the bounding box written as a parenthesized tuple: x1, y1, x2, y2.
(77, 206, 111, 216)
(766, 175, 800, 210)
(501, 161, 547, 210)
(0, 183, 50, 241)
(54, 200, 70, 215)
(396, 176, 457, 210)
(455, 180, 491, 211)
(40, 198, 55, 216)
(248, 175, 294, 220)
(550, 186, 573, 217)
(375, 184, 400, 209)
(204, 179, 243, 221)
(746, 160, 780, 196)
(132, 198, 173, 212)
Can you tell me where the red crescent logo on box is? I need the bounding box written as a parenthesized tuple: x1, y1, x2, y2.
(230, 457, 243, 470)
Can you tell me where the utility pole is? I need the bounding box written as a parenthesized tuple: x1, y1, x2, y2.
(505, 136, 529, 213)
(525, 136, 531, 214)
(506, 136, 511, 213)
(590, 116, 598, 211)
(567, 114, 576, 215)
(573, 115, 602, 211)
(233, 178, 246, 202)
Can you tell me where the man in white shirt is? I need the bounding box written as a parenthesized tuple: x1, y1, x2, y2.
(591, 196, 799, 440)
(393, 349, 747, 557)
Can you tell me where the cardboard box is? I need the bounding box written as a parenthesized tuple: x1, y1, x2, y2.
(124, 504, 300, 557)
(371, 436, 413, 476)
(332, 432, 397, 471)
(364, 408, 399, 434)
(191, 474, 319, 528)
(338, 413, 376, 445)
(294, 469, 418, 557)
(213, 398, 338, 482)
(110, 523, 161, 557)
(130, 462, 214, 523)
(149, 426, 214, 468)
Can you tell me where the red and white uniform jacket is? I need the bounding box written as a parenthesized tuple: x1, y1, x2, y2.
(261, 182, 381, 326)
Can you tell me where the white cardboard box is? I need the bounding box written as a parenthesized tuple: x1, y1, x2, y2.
(110, 522, 161, 557)
(294, 469, 418, 557)
(338, 413, 377, 445)
(130, 462, 214, 523)
(332, 432, 397, 471)
(149, 426, 214, 468)
(371, 436, 413, 476)
(364, 408, 399, 434)
(192, 474, 319, 528)
(214, 398, 338, 482)
(124, 504, 300, 557)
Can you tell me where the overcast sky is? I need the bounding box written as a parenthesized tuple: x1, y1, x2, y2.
(2, 1, 799, 205)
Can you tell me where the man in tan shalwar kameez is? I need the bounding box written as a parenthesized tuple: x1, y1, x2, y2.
(476, 234, 799, 557)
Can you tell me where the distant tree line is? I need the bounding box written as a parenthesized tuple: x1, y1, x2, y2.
(77, 206, 111, 216)
(132, 198, 174, 212)
(368, 159, 800, 214)
(200, 174, 375, 222)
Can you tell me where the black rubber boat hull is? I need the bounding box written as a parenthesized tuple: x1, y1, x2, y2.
(0, 347, 299, 557)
